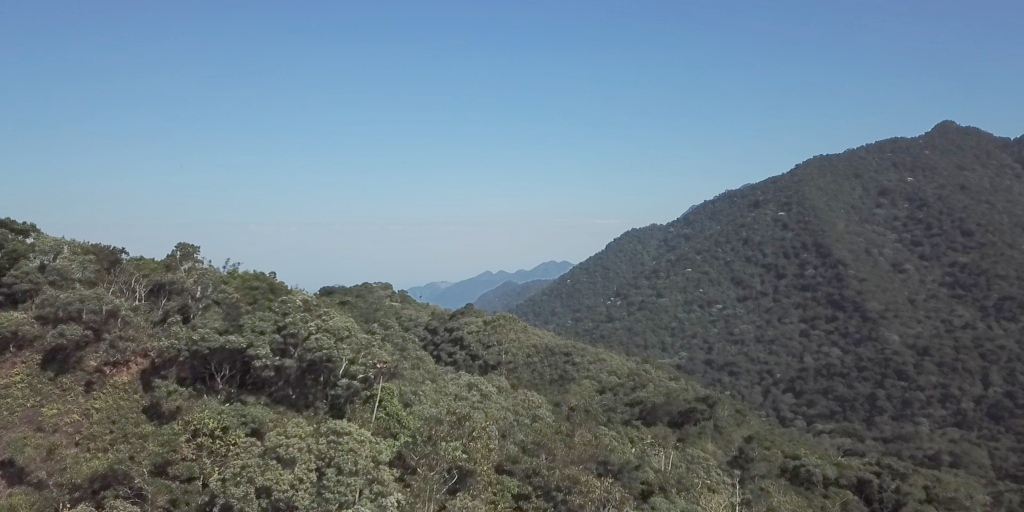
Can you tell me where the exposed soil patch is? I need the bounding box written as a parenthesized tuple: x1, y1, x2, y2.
(101, 355, 152, 382)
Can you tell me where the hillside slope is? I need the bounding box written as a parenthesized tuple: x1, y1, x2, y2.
(473, 279, 553, 312)
(406, 261, 572, 310)
(514, 122, 1024, 498)
(0, 219, 994, 511)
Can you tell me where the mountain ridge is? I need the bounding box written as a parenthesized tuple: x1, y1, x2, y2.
(406, 260, 572, 309)
(0, 219, 995, 510)
(473, 278, 554, 312)
(514, 121, 1024, 501)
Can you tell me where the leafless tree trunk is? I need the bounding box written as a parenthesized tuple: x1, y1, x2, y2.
(371, 374, 384, 427)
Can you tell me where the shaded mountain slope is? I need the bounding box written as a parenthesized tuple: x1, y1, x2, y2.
(402, 281, 452, 302)
(473, 279, 553, 312)
(0, 219, 995, 511)
(514, 122, 1024, 498)
(406, 261, 572, 310)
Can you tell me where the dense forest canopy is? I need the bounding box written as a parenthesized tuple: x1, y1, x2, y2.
(514, 121, 1024, 506)
(0, 219, 996, 510)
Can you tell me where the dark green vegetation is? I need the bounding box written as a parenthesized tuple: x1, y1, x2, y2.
(474, 279, 553, 313)
(406, 261, 572, 310)
(0, 219, 994, 511)
(514, 122, 1024, 506)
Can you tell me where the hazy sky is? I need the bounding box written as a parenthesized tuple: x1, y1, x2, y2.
(3, 1, 1022, 290)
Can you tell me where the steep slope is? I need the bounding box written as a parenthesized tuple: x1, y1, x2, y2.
(514, 122, 1024, 497)
(0, 219, 995, 511)
(473, 278, 553, 312)
(406, 260, 572, 309)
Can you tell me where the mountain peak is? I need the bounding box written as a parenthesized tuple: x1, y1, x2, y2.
(928, 119, 963, 133)
(922, 119, 999, 145)
(513, 123, 1024, 495)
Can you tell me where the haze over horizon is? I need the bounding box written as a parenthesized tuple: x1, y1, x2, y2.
(3, 1, 1023, 290)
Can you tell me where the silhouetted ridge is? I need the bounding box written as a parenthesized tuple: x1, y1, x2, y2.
(406, 260, 572, 309)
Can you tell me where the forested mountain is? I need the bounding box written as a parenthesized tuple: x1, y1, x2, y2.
(401, 281, 453, 302)
(473, 279, 554, 312)
(514, 121, 1024, 504)
(405, 261, 572, 310)
(0, 219, 998, 511)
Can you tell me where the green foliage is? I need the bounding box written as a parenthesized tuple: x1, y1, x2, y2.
(0, 218, 997, 511)
(514, 122, 1024, 505)
(0, 311, 41, 352)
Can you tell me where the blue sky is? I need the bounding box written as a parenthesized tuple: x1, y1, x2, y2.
(2, 1, 1022, 290)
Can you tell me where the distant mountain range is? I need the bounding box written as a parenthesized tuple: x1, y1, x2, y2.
(513, 121, 1024, 501)
(405, 260, 572, 310)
